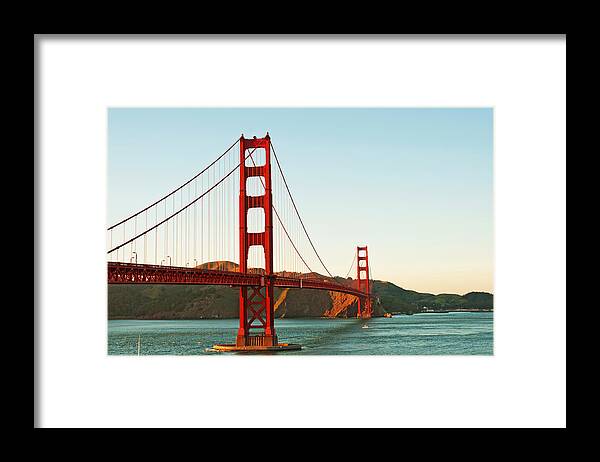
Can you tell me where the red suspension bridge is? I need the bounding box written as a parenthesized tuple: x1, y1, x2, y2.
(107, 134, 372, 351)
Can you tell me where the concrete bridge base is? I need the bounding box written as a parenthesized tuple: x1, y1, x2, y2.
(210, 343, 302, 352)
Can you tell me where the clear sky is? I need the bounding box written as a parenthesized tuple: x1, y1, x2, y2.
(108, 108, 493, 295)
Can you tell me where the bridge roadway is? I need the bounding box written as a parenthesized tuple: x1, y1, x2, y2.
(107, 262, 366, 299)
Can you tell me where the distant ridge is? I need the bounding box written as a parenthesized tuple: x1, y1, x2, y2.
(108, 261, 493, 319)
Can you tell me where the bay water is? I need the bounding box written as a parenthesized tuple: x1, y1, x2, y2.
(108, 312, 493, 355)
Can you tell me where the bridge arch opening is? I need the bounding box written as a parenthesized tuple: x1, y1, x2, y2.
(246, 176, 266, 197)
(247, 244, 266, 271)
(246, 207, 265, 233)
(245, 147, 266, 167)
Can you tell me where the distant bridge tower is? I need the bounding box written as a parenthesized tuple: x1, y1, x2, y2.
(356, 245, 372, 318)
(236, 134, 277, 347)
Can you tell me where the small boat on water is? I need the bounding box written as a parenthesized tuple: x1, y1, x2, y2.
(362, 325, 369, 329)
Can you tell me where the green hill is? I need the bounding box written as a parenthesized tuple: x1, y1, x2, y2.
(371, 281, 493, 313)
(108, 276, 492, 319)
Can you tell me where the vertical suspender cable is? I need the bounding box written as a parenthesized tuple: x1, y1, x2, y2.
(270, 142, 333, 278)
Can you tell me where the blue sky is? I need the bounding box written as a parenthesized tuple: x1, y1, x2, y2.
(108, 108, 493, 295)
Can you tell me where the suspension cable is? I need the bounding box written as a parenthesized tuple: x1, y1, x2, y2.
(108, 146, 254, 255)
(270, 141, 334, 278)
(107, 137, 240, 231)
(345, 250, 357, 279)
(246, 149, 315, 274)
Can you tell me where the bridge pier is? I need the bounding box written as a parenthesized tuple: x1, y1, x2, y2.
(357, 246, 372, 318)
(236, 283, 278, 347)
(214, 134, 300, 353)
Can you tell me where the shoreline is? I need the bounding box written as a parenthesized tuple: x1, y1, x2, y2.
(108, 310, 493, 321)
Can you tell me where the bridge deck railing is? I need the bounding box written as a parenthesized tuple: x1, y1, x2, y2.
(107, 262, 365, 298)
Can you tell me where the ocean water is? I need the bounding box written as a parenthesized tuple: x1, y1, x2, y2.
(108, 312, 493, 355)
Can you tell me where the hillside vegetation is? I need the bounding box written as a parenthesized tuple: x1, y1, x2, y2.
(370, 280, 493, 314)
(108, 271, 492, 319)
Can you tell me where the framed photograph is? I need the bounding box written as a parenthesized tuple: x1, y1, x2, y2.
(35, 34, 566, 428)
(106, 108, 493, 356)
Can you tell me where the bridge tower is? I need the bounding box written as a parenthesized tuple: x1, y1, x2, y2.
(236, 134, 277, 347)
(356, 245, 372, 318)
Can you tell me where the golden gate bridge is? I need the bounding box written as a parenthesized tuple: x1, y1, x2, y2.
(107, 134, 372, 351)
